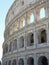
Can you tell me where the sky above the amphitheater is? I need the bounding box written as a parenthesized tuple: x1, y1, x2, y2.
(0, 0, 14, 61)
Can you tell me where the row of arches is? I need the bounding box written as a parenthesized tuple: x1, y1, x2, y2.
(3, 29, 47, 54)
(5, 5, 46, 38)
(4, 56, 48, 65)
(14, 7, 45, 29)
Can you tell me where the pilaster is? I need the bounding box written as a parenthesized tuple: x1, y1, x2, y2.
(24, 13, 27, 26)
(17, 38, 20, 50)
(34, 54, 38, 65)
(34, 8, 37, 22)
(18, 18, 20, 30)
(34, 28, 38, 48)
(46, 23, 49, 44)
(45, 1, 48, 18)
(16, 57, 18, 65)
(24, 56, 27, 65)
(24, 33, 28, 49)
(11, 60, 13, 65)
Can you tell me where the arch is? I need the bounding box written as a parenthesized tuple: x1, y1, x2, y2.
(13, 39, 17, 50)
(30, 14, 34, 23)
(27, 33, 34, 46)
(27, 10, 34, 24)
(38, 56, 48, 65)
(19, 36, 24, 48)
(41, 30, 47, 43)
(19, 58, 24, 65)
(40, 8, 45, 18)
(27, 57, 34, 65)
(12, 59, 16, 65)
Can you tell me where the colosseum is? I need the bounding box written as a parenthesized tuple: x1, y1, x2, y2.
(2, 0, 49, 65)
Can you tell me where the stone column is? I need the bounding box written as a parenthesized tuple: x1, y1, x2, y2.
(24, 13, 27, 26)
(24, 33, 28, 49)
(45, 1, 48, 18)
(18, 18, 20, 30)
(7, 61, 8, 65)
(8, 42, 10, 52)
(16, 57, 18, 65)
(24, 56, 27, 65)
(11, 60, 13, 65)
(12, 42, 14, 52)
(46, 23, 49, 44)
(26, 33, 28, 48)
(34, 54, 38, 65)
(8, 43, 9, 52)
(24, 34, 26, 48)
(34, 8, 37, 22)
(17, 38, 20, 50)
(34, 28, 38, 48)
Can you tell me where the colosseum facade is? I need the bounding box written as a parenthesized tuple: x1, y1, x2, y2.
(2, 0, 49, 65)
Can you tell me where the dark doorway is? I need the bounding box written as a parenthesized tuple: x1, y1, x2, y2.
(38, 56, 48, 65)
(27, 57, 34, 65)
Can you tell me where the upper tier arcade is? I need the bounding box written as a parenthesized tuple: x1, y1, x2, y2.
(4, 0, 49, 40)
(5, 0, 48, 27)
(5, 0, 36, 26)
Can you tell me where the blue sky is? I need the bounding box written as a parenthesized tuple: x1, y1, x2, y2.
(0, 0, 14, 61)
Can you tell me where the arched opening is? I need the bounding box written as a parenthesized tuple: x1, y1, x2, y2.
(20, 16, 25, 28)
(12, 59, 16, 65)
(40, 8, 45, 18)
(13, 39, 17, 50)
(19, 58, 24, 65)
(30, 33, 34, 44)
(27, 33, 34, 46)
(36, 4, 45, 20)
(41, 30, 47, 43)
(27, 57, 34, 65)
(38, 56, 48, 65)
(30, 14, 34, 23)
(27, 10, 34, 24)
(20, 36, 24, 48)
